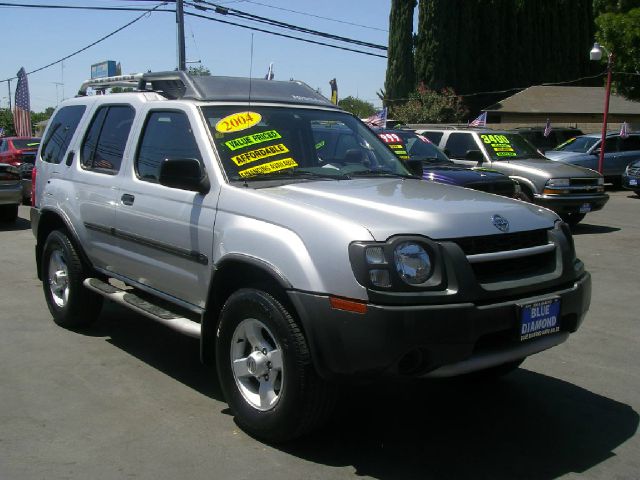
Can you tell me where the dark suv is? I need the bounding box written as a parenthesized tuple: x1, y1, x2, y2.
(510, 126, 584, 153)
(417, 127, 609, 225)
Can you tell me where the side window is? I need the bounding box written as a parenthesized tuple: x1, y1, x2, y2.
(80, 105, 135, 173)
(601, 137, 619, 153)
(136, 111, 202, 183)
(445, 133, 479, 158)
(40, 105, 86, 164)
(0, 140, 6, 152)
(421, 131, 443, 144)
(620, 136, 640, 152)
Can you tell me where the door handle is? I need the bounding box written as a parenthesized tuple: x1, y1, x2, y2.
(121, 194, 135, 206)
(65, 151, 75, 166)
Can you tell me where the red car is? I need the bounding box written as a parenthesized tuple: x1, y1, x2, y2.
(0, 136, 41, 167)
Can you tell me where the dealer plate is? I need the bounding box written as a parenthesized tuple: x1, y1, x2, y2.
(630, 179, 638, 186)
(519, 298, 561, 342)
(579, 203, 591, 213)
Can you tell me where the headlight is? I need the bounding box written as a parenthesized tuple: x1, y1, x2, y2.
(394, 242, 432, 285)
(547, 178, 570, 187)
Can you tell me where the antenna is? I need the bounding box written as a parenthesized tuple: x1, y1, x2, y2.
(249, 33, 254, 106)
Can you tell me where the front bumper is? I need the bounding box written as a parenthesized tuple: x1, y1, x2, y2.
(288, 272, 590, 380)
(0, 184, 22, 205)
(622, 174, 639, 191)
(533, 193, 609, 215)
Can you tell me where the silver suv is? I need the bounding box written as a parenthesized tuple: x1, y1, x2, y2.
(32, 72, 591, 442)
(416, 127, 609, 225)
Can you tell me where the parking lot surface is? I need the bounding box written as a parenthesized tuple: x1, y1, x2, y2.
(1, 190, 639, 480)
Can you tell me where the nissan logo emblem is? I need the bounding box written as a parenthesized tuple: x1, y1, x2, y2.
(492, 214, 510, 232)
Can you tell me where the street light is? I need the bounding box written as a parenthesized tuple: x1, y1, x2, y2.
(589, 42, 614, 175)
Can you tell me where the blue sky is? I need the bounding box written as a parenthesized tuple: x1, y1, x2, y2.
(1, 1, 395, 112)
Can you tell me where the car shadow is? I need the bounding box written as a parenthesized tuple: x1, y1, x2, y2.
(571, 223, 620, 235)
(77, 302, 637, 480)
(626, 193, 640, 200)
(0, 216, 31, 232)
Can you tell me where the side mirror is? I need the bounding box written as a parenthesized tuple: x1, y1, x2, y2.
(465, 149, 485, 165)
(159, 158, 210, 194)
(592, 148, 601, 156)
(405, 159, 424, 177)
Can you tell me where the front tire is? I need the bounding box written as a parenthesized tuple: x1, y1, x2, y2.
(0, 204, 18, 222)
(216, 288, 336, 442)
(42, 230, 103, 328)
(561, 212, 586, 226)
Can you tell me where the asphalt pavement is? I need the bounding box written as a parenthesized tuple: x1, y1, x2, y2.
(1, 190, 639, 480)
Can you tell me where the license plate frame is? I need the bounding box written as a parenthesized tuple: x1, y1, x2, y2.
(518, 297, 561, 342)
(630, 179, 638, 186)
(579, 203, 591, 214)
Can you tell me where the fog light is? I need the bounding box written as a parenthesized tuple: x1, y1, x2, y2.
(365, 246, 385, 264)
(369, 269, 391, 287)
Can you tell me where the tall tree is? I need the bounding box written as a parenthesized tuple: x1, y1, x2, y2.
(384, 0, 417, 106)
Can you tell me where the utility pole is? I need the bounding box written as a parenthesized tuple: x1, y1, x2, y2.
(176, 0, 186, 71)
(7, 80, 11, 111)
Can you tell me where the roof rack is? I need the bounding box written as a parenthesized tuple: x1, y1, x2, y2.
(77, 71, 339, 108)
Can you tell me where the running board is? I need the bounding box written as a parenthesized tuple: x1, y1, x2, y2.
(83, 278, 201, 339)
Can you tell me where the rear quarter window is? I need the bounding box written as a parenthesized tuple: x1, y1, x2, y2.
(40, 105, 86, 164)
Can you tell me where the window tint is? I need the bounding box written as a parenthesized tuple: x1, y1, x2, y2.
(41, 105, 86, 164)
(421, 131, 443, 144)
(0, 140, 6, 153)
(445, 133, 478, 158)
(136, 111, 202, 182)
(81, 105, 134, 173)
(620, 135, 640, 152)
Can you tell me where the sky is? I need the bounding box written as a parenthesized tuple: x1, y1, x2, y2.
(0, 0, 395, 113)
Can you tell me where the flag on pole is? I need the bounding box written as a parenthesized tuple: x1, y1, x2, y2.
(543, 118, 552, 138)
(0, 127, 5, 138)
(469, 111, 487, 127)
(364, 107, 388, 128)
(620, 121, 630, 139)
(329, 78, 338, 105)
(264, 62, 274, 80)
(13, 67, 32, 137)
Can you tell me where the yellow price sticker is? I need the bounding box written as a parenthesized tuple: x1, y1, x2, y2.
(215, 111, 262, 133)
(224, 129, 281, 151)
(238, 158, 298, 178)
(231, 143, 290, 166)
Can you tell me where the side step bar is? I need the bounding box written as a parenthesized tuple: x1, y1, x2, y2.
(83, 278, 201, 339)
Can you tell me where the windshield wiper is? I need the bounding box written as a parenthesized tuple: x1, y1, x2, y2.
(230, 169, 349, 182)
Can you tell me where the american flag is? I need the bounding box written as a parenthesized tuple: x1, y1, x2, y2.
(0, 127, 5, 138)
(364, 107, 387, 128)
(619, 121, 630, 139)
(264, 62, 274, 80)
(13, 67, 32, 137)
(469, 111, 487, 127)
(543, 118, 552, 138)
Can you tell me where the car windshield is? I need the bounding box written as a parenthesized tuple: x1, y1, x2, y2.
(201, 106, 411, 182)
(552, 136, 599, 153)
(12, 138, 40, 149)
(478, 133, 544, 160)
(377, 130, 452, 164)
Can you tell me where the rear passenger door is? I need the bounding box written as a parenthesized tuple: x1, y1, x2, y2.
(113, 107, 216, 310)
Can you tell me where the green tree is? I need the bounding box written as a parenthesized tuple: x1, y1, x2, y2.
(391, 84, 468, 124)
(595, 6, 640, 99)
(384, 0, 417, 106)
(0, 108, 14, 136)
(338, 96, 377, 118)
(188, 65, 211, 76)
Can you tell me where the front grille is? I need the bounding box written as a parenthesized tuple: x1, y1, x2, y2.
(446, 229, 549, 256)
(466, 181, 515, 197)
(567, 177, 602, 195)
(628, 166, 640, 176)
(471, 250, 556, 283)
(569, 178, 598, 186)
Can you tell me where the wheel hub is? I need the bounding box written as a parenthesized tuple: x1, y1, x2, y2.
(247, 351, 269, 377)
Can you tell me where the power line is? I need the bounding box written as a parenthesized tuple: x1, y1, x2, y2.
(0, 1, 172, 13)
(186, 0, 386, 51)
(185, 10, 387, 58)
(0, 1, 170, 82)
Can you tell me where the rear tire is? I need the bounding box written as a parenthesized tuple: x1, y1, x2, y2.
(42, 230, 103, 328)
(216, 288, 336, 443)
(0, 204, 18, 222)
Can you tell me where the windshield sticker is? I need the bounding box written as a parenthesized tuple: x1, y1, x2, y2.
(27, 142, 40, 147)
(215, 111, 262, 134)
(231, 143, 290, 167)
(315, 140, 326, 150)
(238, 158, 298, 178)
(224, 129, 282, 151)
(378, 133, 402, 144)
(389, 144, 404, 150)
(480, 134, 517, 157)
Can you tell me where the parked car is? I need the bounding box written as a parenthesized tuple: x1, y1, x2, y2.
(374, 128, 518, 198)
(510, 126, 584, 153)
(545, 132, 640, 187)
(19, 162, 33, 204)
(416, 127, 608, 225)
(0, 163, 22, 222)
(622, 159, 640, 195)
(33, 71, 591, 442)
(0, 136, 41, 167)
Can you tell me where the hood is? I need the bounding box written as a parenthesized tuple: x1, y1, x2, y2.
(422, 167, 508, 187)
(260, 178, 556, 241)
(544, 150, 590, 161)
(495, 156, 599, 178)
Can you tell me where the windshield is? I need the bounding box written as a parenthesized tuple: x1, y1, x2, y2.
(12, 138, 40, 150)
(478, 133, 544, 160)
(552, 136, 599, 153)
(377, 131, 451, 164)
(201, 106, 411, 182)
